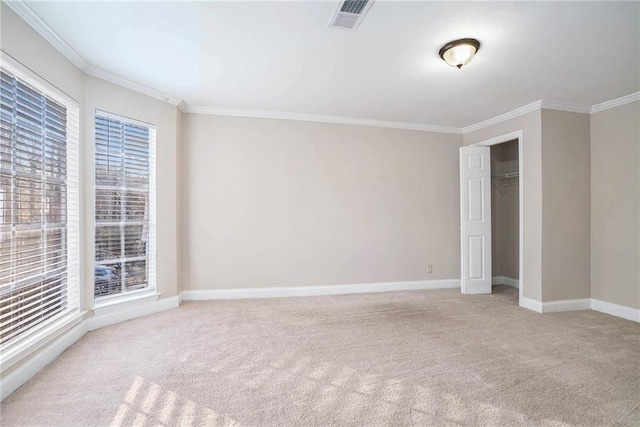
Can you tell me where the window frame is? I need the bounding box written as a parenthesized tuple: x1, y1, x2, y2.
(0, 51, 81, 358)
(93, 110, 157, 305)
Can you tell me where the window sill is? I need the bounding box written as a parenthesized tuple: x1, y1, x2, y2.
(1, 310, 87, 373)
(89, 290, 163, 331)
(93, 289, 160, 312)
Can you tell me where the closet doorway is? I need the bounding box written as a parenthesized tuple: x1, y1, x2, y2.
(490, 139, 520, 302)
(460, 131, 524, 306)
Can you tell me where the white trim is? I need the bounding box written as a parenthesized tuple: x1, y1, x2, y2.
(462, 101, 541, 134)
(540, 100, 591, 114)
(492, 276, 519, 288)
(541, 298, 591, 313)
(462, 100, 588, 135)
(520, 297, 639, 322)
(590, 92, 640, 114)
(468, 130, 522, 148)
(95, 109, 155, 129)
(3, 0, 89, 71)
(181, 106, 463, 134)
(520, 297, 542, 313)
(0, 311, 85, 373)
(0, 50, 78, 106)
(468, 130, 525, 310)
(93, 289, 159, 310)
(462, 95, 638, 135)
(591, 299, 640, 323)
(88, 295, 180, 331)
(181, 279, 461, 301)
(1, 315, 88, 401)
(85, 65, 182, 106)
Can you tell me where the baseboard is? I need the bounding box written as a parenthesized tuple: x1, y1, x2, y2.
(520, 296, 542, 313)
(492, 276, 519, 288)
(541, 298, 591, 313)
(87, 295, 181, 331)
(181, 279, 461, 301)
(520, 296, 639, 322)
(591, 299, 640, 323)
(1, 319, 88, 401)
(177, 290, 184, 305)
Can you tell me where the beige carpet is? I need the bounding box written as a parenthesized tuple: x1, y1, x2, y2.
(1, 286, 639, 426)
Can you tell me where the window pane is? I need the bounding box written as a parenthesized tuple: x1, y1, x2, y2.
(14, 177, 42, 225)
(124, 224, 146, 257)
(14, 229, 43, 284)
(45, 228, 66, 275)
(94, 262, 121, 297)
(0, 64, 75, 348)
(0, 174, 11, 227)
(95, 225, 121, 262)
(95, 189, 121, 223)
(0, 231, 12, 287)
(124, 191, 147, 222)
(124, 259, 146, 291)
(45, 182, 66, 224)
(94, 114, 152, 299)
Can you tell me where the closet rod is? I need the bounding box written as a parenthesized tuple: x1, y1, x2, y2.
(491, 171, 519, 179)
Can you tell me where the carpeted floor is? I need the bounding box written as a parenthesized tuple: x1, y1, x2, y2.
(1, 285, 639, 426)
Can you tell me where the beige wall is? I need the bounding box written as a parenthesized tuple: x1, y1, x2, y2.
(491, 140, 519, 280)
(82, 76, 180, 306)
(464, 109, 593, 303)
(181, 115, 462, 290)
(464, 110, 543, 301)
(176, 110, 184, 293)
(591, 101, 640, 309)
(541, 110, 591, 301)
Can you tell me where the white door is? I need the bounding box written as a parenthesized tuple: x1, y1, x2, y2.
(460, 146, 492, 294)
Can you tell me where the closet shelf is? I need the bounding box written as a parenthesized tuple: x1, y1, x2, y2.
(491, 171, 519, 196)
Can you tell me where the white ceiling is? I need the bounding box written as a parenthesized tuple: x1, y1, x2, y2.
(22, 1, 640, 128)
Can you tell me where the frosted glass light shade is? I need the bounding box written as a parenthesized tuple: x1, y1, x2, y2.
(439, 39, 480, 69)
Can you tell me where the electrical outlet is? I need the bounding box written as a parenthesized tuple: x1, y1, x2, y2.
(427, 264, 433, 274)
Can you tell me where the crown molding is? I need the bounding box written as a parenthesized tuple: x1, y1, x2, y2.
(85, 65, 182, 106)
(462, 101, 542, 134)
(4, 0, 89, 71)
(6, 0, 183, 107)
(6, 0, 638, 132)
(182, 105, 464, 134)
(540, 100, 591, 114)
(461, 93, 634, 134)
(590, 91, 640, 114)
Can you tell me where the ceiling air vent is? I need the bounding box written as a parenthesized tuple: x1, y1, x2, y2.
(328, 0, 375, 31)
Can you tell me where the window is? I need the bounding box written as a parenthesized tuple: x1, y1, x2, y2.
(0, 56, 79, 348)
(94, 112, 155, 300)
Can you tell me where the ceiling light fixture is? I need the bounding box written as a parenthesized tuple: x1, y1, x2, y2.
(439, 38, 480, 69)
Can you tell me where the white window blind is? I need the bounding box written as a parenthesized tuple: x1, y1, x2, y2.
(94, 112, 156, 299)
(0, 55, 79, 348)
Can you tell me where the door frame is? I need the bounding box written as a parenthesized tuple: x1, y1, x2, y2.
(468, 130, 524, 307)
